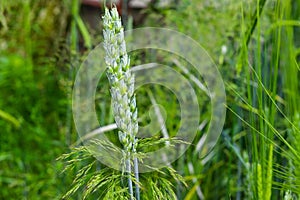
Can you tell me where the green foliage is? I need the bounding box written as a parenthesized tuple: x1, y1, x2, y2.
(0, 0, 72, 199)
(144, 0, 299, 199)
(59, 143, 185, 199)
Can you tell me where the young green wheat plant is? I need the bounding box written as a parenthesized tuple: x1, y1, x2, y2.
(59, 7, 185, 200)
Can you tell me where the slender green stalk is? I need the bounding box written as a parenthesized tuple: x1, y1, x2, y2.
(23, 0, 33, 74)
(70, 0, 79, 54)
(245, 0, 267, 46)
(126, 159, 134, 199)
(133, 157, 140, 200)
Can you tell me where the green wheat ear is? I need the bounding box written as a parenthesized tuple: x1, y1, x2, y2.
(102, 6, 140, 200)
(103, 6, 138, 158)
(257, 163, 263, 200)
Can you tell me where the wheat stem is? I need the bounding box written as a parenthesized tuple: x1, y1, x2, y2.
(134, 156, 140, 200)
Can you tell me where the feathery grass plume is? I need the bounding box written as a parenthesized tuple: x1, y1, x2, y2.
(57, 142, 133, 199)
(102, 6, 139, 199)
(58, 141, 185, 199)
